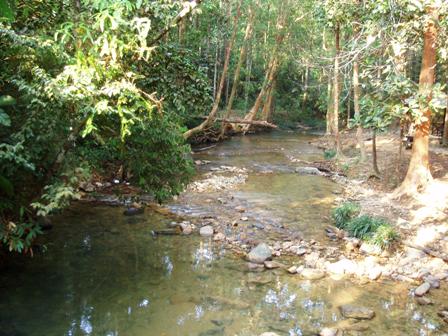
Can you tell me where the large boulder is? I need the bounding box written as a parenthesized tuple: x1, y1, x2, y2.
(247, 243, 272, 264)
(339, 305, 375, 320)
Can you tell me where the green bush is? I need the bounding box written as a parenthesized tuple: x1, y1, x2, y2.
(332, 202, 360, 229)
(369, 224, 399, 249)
(346, 215, 386, 240)
(324, 149, 337, 160)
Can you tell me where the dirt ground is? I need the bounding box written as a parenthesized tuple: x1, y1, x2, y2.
(312, 128, 448, 266)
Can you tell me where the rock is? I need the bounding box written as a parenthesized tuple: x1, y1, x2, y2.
(259, 333, 280, 336)
(241, 216, 249, 221)
(359, 242, 382, 256)
(416, 297, 433, 305)
(287, 266, 298, 274)
(304, 251, 320, 267)
(300, 268, 325, 280)
(339, 305, 375, 320)
(123, 207, 144, 216)
(200, 225, 214, 237)
(247, 243, 272, 264)
(295, 166, 322, 175)
(247, 262, 265, 271)
(282, 241, 294, 250)
(290, 245, 307, 256)
(79, 182, 95, 192)
(438, 310, 448, 324)
(235, 206, 246, 213)
(320, 328, 339, 336)
(423, 275, 440, 289)
(414, 282, 431, 297)
(181, 223, 193, 235)
(213, 232, 226, 241)
(368, 268, 382, 280)
(264, 261, 285, 269)
(327, 259, 358, 275)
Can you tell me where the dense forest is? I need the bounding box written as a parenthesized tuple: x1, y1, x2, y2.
(1, 0, 448, 254)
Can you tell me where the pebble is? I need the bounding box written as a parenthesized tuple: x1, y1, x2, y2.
(264, 261, 285, 269)
(339, 305, 375, 320)
(213, 232, 226, 241)
(416, 297, 433, 305)
(287, 266, 298, 274)
(300, 268, 326, 280)
(414, 282, 431, 297)
(199, 225, 214, 237)
(247, 243, 272, 264)
(320, 328, 339, 336)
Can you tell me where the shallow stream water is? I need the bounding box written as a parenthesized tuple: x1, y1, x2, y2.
(1, 132, 447, 336)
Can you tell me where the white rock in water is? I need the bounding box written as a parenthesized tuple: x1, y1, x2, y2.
(414, 282, 431, 297)
(327, 258, 358, 275)
(213, 232, 226, 241)
(247, 243, 272, 264)
(199, 225, 214, 237)
(300, 268, 325, 280)
(320, 328, 339, 336)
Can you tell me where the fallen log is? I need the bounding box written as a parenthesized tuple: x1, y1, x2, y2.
(195, 116, 278, 129)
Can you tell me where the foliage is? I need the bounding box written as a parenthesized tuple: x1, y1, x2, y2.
(323, 149, 337, 160)
(346, 215, 387, 240)
(370, 223, 399, 249)
(331, 202, 360, 229)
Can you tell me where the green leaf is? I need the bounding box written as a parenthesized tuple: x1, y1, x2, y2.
(0, 109, 11, 127)
(0, 95, 16, 107)
(0, 175, 14, 196)
(0, 0, 15, 22)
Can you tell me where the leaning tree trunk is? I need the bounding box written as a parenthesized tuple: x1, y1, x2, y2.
(332, 23, 342, 155)
(238, 1, 288, 133)
(394, 6, 438, 197)
(183, 0, 242, 140)
(262, 78, 276, 121)
(326, 74, 333, 135)
(219, 3, 256, 138)
(372, 128, 380, 176)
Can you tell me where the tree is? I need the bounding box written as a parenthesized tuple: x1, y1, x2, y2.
(394, 4, 439, 196)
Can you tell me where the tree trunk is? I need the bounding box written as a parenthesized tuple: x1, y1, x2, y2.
(443, 93, 448, 146)
(332, 23, 342, 155)
(238, 1, 288, 133)
(326, 75, 333, 135)
(183, 1, 242, 139)
(346, 89, 351, 128)
(372, 128, 380, 176)
(219, 4, 256, 138)
(353, 56, 366, 160)
(301, 63, 309, 111)
(394, 6, 438, 196)
(262, 78, 276, 121)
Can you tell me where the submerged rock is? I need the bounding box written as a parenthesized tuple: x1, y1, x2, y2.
(320, 328, 339, 336)
(300, 268, 325, 280)
(200, 225, 214, 237)
(339, 305, 375, 320)
(264, 260, 285, 269)
(414, 282, 431, 297)
(123, 207, 144, 216)
(259, 333, 280, 336)
(247, 243, 272, 264)
(416, 297, 433, 305)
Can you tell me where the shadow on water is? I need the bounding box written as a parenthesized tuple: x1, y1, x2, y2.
(0, 132, 447, 335)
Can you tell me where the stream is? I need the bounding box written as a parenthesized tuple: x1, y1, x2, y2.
(0, 131, 446, 336)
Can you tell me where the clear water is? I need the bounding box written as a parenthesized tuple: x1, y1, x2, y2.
(1, 132, 447, 336)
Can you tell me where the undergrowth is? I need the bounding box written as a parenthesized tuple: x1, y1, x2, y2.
(332, 202, 399, 249)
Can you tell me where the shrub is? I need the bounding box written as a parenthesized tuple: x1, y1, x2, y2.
(324, 149, 337, 160)
(332, 202, 360, 229)
(369, 224, 399, 249)
(346, 215, 386, 240)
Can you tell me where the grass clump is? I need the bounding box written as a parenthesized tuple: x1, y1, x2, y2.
(332, 202, 361, 229)
(324, 149, 337, 160)
(332, 204, 399, 249)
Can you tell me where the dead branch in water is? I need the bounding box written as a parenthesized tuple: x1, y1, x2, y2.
(195, 116, 278, 129)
